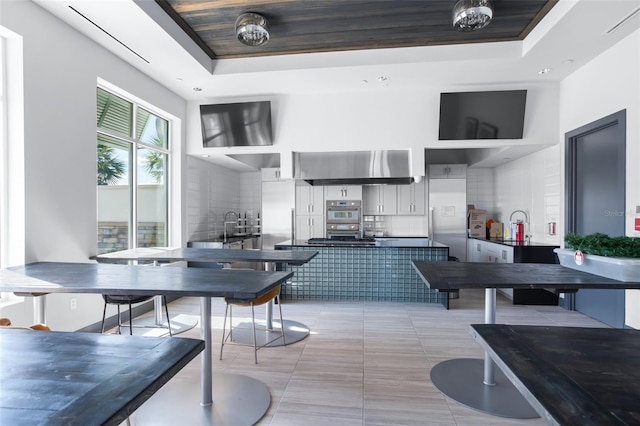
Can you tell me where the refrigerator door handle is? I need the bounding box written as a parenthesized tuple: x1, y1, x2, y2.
(428, 207, 434, 240)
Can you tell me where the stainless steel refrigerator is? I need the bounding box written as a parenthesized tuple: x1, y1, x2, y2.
(428, 178, 467, 261)
(261, 180, 295, 250)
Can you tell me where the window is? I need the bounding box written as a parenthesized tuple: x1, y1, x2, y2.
(0, 28, 26, 306)
(96, 87, 170, 254)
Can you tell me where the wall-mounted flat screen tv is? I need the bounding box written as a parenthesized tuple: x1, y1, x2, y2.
(200, 101, 273, 147)
(438, 90, 527, 140)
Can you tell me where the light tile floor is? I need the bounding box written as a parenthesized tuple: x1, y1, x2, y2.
(126, 289, 608, 425)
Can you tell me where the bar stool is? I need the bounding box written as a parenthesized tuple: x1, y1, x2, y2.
(219, 284, 284, 364)
(100, 294, 172, 336)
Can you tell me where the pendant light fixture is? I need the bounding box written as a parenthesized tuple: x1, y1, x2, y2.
(452, 0, 494, 31)
(235, 12, 270, 46)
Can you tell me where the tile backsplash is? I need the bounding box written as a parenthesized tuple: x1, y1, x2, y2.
(188, 146, 560, 244)
(186, 157, 261, 242)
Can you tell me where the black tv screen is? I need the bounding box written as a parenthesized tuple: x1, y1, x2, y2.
(438, 90, 527, 140)
(200, 101, 273, 147)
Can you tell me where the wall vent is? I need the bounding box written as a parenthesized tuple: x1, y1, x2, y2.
(68, 5, 150, 64)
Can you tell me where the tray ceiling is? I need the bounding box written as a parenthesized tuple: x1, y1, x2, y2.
(156, 0, 557, 59)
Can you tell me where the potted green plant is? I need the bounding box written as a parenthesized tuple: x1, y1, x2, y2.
(554, 233, 640, 281)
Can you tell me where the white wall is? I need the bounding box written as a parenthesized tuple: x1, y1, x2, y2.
(492, 29, 639, 328)
(187, 85, 559, 178)
(559, 29, 640, 329)
(0, 1, 187, 330)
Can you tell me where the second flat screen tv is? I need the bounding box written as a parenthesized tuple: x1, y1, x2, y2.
(438, 90, 527, 140)
(200, 101, 273, 147)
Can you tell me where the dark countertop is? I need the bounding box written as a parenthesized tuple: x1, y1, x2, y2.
(468, 237, 559, 248)
(2, 262, 294, 298)
(276, 237, 448, 249)
(471, 324, 640, 425)
(411, 261, 640, 291)
(189, 234, 260, 244)
(0, 329, 203, 425)
(95, 247, 316, 266)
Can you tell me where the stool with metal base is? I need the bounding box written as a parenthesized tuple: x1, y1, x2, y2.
(100, 294, 172, 336)
(220, 285, 284, 364)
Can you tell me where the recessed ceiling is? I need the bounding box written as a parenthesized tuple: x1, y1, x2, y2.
(156, 0, 557, 59)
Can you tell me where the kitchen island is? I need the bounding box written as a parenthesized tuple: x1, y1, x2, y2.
(275, 237, 450, 306)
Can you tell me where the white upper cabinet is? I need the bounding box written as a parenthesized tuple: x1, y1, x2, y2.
(428, 164, 467, 179)
(397, 180, 426, 215)
(363, 185, 397, 215)
(324, 185, 362, 200)
(295, 181, 324, 215)
(261, 167, 283, 181)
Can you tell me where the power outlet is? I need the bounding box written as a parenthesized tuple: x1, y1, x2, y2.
(70, 298, 77, 310)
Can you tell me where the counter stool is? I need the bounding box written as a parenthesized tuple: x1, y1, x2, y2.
(100, 294, 172, 336)
(219, 284, 284, 364)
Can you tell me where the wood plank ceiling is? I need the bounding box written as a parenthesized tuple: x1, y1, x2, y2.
(155, 0, 557, 60)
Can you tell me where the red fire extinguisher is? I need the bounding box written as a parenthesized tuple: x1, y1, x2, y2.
(515, 222, 524, 241)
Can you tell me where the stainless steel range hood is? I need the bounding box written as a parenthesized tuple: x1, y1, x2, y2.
(293, 150, 414, 185)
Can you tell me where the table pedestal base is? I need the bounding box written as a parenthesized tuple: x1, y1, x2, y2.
(227, 319, 310, 347)
(430, 358, 539, 419)
(132, 372, 270, 425)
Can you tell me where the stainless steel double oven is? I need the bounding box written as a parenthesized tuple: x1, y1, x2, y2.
(325, 200, 361, 239)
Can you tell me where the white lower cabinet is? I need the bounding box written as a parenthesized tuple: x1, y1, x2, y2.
(295, 215, 324, 240)
(467, 239, 514, 299)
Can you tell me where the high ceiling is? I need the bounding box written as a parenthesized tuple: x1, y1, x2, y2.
(156, 0, 556, 59)
(29, 0, 640, 169)
(32, 0, 640, 100)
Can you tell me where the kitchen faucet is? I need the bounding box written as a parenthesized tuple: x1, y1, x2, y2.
(223, 211, 238, 243)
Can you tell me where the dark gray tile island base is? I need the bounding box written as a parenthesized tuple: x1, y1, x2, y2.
(275, 240, 450, 306)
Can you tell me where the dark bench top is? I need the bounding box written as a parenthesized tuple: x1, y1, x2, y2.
(411, 261, 640, 291)
(470, 324, 640, 426)
(0, 329, 204, 425)
(1, 262, 294, 299)
(94, 247, 317, 266)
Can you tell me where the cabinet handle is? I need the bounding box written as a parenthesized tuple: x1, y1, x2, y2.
(502, 250, 507, 260)
(276, 169, 280, 180)
(477, 243, 481, 252)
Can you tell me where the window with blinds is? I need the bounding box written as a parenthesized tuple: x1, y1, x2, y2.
(96, 87, 170, 254)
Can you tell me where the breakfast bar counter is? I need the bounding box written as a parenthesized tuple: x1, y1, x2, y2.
(275, 238, 450, 305)
(471, 324, 640, 425)
(0, 329, 204, 425)
(412, 260, 640, 420)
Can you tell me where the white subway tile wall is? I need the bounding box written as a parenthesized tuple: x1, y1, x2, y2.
(494, 145, 561, 244)
(187, 157, 261, 242)
(466, 167, 495, 218)
(187, 147, 559, 244)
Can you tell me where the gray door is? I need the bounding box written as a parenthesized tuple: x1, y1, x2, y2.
(565, 110, 626, 328)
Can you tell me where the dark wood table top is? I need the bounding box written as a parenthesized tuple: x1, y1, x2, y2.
(470, 324, 640, 425)
(411, 261, 640, 291)
(0, 328, 204, 426)
(94, 247, 318, 265)
(1, 262, 294, 299)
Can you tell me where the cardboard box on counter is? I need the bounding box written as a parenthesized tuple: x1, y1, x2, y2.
(467, 207, 487, 238)
(490, 222, 504, 239)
